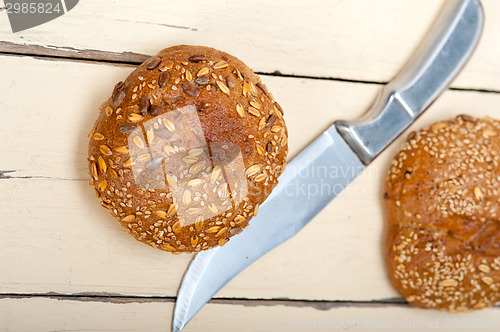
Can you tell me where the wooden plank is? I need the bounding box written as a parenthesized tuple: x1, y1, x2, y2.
(0, 54, 378, 180)
(0, 0, 499, 92)
(0, 40, 150, 64)
(1, 55, 499, 179)
(1, 54, 500, 301)
(1, 297, 500, 332)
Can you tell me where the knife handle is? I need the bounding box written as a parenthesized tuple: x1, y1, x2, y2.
(335, 0, 483, 165)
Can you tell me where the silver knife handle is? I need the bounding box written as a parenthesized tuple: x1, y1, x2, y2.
(335, 0, 483, 165)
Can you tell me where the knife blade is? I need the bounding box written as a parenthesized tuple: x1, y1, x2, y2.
(173, 1, 484, 330)
(173, 127, 364, 331)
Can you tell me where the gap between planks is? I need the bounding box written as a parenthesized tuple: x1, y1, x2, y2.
(0, 292, 409, 310)
(0, 169, 82, 181)
(1, 41, 499, 95)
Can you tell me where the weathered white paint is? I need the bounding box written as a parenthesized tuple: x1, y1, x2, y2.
(1, 0, 500, 329)
(1, 54, 499, 303)
(2, 297, 500, 332)
(0, 0, 498, 91)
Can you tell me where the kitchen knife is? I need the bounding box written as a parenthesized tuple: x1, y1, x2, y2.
(173, 1, 484, 330)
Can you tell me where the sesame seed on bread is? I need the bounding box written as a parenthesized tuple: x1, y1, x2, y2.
(384, 115, 500, 311)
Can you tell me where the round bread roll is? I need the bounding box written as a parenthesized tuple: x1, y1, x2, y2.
(384, 115, 500, 311)
(88, 45, 288, 254)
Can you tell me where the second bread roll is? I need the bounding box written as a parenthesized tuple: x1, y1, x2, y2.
(384, 115, 500, 312)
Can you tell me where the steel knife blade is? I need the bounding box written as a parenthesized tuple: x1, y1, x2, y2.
(173, 1, 483, 330)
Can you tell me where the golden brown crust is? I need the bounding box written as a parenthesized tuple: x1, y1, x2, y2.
(384, 115, 500, 311)
(88, 45, 288, 253)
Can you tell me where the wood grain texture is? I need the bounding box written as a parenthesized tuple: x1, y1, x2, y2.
(0, 40, 150, 64)
(1, 0, 500, 330)
(1, 55, 500, 304)
(0, 0, 499, 91)
(2, 297, 500, 332)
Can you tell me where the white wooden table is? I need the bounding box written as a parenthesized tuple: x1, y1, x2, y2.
(1, 1, 500, 331)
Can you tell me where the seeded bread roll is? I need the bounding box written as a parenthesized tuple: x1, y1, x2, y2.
(384, 115, 500, 311)
(88, 45, 287, 254)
